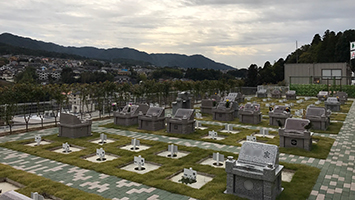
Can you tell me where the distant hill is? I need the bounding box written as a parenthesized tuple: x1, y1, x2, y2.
(0, 33, 233, 70)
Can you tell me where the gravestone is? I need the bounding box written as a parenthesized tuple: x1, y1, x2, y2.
(239, 103, 262, 124)
(285, 90, 296, 100)
(183, 167, 197, 181)
(172, 91, 192, 115)
(168, 144, 178, 157)
(114, 104, 149, 126)
(225, 142, 283, 200)
(213, 152, 225, 166)
(62, 142, 71, 153)
(246, 135, 256, 142)
(134, 155, 145, 170)
(260, 128, 269, 137)
(335, 91, 348, 104)
(96, 148, 106, 161)
(138, 106, 165, 131)
(271, 89, 282, 99)
(166, 108, 195, 134)
(324, 97, 341, 112)
(208, 130, 218, 140)
(305, 106, 330, 130)
(58, 113, 92, 138)
(317, 91, 328, 101)
(257, 89, 268, 98)
(212, 101, 236, 121)
(31, 192, 44, 200)
(99, 133, 107, 144)
(201, 95, 220, 114)
(34, 135, 41, 146)
(278, 118, 312, 151)
(131, 138, 140, 150)
(268, 105, 292, 126)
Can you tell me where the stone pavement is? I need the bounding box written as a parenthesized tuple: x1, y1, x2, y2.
(0, 101, 354, 199)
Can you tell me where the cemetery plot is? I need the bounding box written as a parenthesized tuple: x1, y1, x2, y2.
(201, 130, 225, 140)
(169, 168, 214, 189)
(89, 133, 116, 145)
(24, 135, 52, 147)
(50, 143, 84, 154)
(119, 138, 151, 152)
(120, 155, 161, 174)
(0, 178, 23, 196)
(156, 144, 190, 159)
(83, 148, 119, 163)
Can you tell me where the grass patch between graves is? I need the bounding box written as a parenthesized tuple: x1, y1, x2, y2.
(0, 164, 109, 200)
(0, 132, 321, 200)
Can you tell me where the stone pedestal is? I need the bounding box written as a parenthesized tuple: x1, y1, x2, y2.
(279, 118, 312, 151)
(58, 113, 92, 138)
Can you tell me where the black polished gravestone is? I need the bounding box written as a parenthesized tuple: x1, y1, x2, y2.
(166, 108, 195, 134)
(113, 104, 149, 126)
(138, 106, 165, 131)
(269, 105, 292, 126)
(58, 113, 92, 138)
(225, 141, 284, 200)
(305, 106, 331, 130)
(278, 118, 312, 151)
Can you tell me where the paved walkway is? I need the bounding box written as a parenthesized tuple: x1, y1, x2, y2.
(0, 101, 354, 199)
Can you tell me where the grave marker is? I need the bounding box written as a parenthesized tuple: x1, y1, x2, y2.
(96, 148, 106, 161)
(31, 192, 44, 200)
(208, 130, 218, 140)
(34, 135, 41, 146)
(195, 112, 202, 119)
(131, 138, 140, 150)
(246, 135, 256, 142)
(183, 167, 197, 181)
(213, 152, 225, 166)
(168, 144, 178, 157)
(62, 142, 71, 153)
(134, 155, 145, 170)
(99, 133, 107, 144)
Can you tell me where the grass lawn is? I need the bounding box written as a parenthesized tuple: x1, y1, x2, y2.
(0, 164, 109, 200)
(0, 132, 321, 200)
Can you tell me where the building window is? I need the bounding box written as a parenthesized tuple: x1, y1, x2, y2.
(322, 69, 341, 80)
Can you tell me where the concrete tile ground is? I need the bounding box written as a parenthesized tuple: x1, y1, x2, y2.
(0, 100, 354, 199)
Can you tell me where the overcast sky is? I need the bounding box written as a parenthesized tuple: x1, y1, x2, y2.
(0, 0, 354, 69)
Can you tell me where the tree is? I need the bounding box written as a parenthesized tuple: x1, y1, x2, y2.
(245, 64, 258, 87)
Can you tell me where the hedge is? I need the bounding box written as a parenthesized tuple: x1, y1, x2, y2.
(290, 84, 355, 97)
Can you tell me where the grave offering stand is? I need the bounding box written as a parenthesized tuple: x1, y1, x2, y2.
(172, 91, 192, 115)
(285, 90, 296, 100)
(114, 104, 149, 126)
(306, 106, 330, 130)
(278, 118, 312, 151)
(269, 105, 291, 126)
(324, 97, 341, 112)
(138, 106, 165, 131)
(58, 113, 92, 138)
(225, 141, 283, 200)
(239, 103, 262, 124)
(166, 108, 195, 134)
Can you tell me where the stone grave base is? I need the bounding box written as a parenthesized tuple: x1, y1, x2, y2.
(25, 140, 52, 147)
(120, 162, 160, 174)
(84, 153, 119, 163)
(156, 151, 189, 159)
(90, 138, 116, 145)
(51, 146, 84, 154)
(282, 169, 295, 182)
(170, 172, 213, 189)
(219, 130, 239, 134)
(254, 134, 275, 139)
(201, 136, 225, 140)
(120, 145, 150, 152)
(198, 158, 225, 168)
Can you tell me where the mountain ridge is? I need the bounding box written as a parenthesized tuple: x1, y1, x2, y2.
(0, 33, 233, 70)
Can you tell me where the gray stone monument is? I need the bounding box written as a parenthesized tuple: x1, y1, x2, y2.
(317, 91, 328, 101)
(58, 113, 92, 138)
(305, 106, 330, 130)
(138, 106, 165, 131)
(114, 104, 149, 126)
(212, 101, 236, 121)
(201, 94, 220, 114)
(278, 118, 312, 151)
(268, 105, 292, 126)
(225, 141, 283, 200)
(257, 89, 268, 98)
(335, 91, 348, 104)
(172, 91, 192, 115)
(166, 108, 195, 134)
(239, 103, 262, 124)
(324, 97, 341, 112)
(271, 89, 282, 99)
(285, 90, 296, 100)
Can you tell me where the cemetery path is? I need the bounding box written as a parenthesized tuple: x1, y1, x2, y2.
(308, 100, 355, 200)
(0, 147, 195, 200)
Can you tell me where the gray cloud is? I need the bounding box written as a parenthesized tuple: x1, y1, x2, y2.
(0, 0, 354, 68)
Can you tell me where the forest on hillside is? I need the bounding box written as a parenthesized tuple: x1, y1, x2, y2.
(243, 29, 355, 87)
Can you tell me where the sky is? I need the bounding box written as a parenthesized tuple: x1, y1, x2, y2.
(0, 0, 354, 69)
